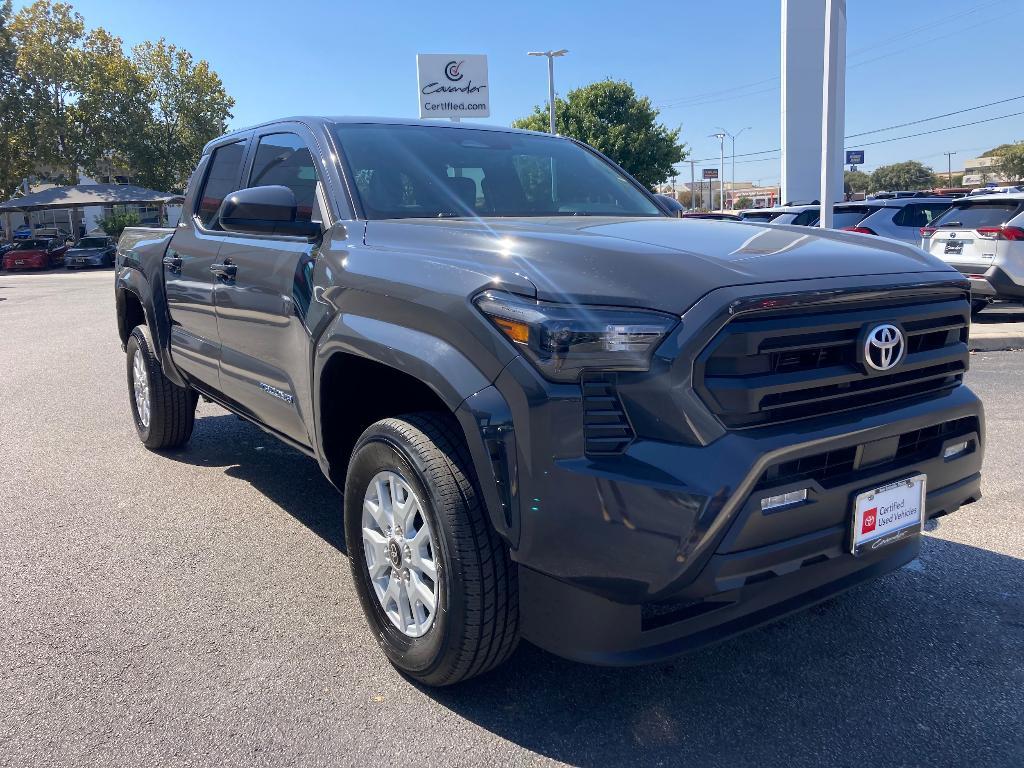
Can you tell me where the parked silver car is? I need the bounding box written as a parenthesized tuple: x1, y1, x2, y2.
(833, 197, 952, 245)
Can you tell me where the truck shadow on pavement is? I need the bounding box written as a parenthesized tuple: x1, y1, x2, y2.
(429, 538, 1023, 767)
(163, 411, 347, 554)
(161, 410, 1022, 766)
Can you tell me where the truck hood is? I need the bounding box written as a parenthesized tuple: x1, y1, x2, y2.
(363, 217, 959, 314)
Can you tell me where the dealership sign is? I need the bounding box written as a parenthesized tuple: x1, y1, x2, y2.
(846, 150, 865, 165)
(702, 168, 719, 179)
(416, 54, 490, 119)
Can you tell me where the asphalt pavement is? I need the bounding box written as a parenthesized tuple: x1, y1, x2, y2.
(1, 269, 1022, 768)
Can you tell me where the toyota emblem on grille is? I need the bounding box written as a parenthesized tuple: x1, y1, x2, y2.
(863, 323, 905, 372)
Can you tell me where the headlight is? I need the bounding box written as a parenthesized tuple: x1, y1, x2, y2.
(474, 290, 677, 382)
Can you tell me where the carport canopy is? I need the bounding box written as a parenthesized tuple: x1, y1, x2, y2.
(0, 184, 182, 211)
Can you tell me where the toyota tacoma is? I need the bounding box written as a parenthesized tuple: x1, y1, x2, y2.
(114, 117, 983, 685)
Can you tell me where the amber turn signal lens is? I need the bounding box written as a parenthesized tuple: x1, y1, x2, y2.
(494, 316, 530, 344)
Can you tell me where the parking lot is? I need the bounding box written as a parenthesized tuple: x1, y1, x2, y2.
(1, 269, 1022, 768)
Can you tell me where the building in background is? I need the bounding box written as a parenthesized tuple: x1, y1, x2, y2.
(962, 156, 1011, 188)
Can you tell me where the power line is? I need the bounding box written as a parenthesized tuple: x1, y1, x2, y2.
(680, 101, 1024, 165)
(846, 95, 1024, 138)
(654, 0, 1016, 111)
(852, 110, 1024, 149)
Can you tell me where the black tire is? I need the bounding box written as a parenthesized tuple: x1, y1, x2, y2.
(971, 299, 989, 315)
(344, 413, 519, 686)
(126, 325, 196, 449)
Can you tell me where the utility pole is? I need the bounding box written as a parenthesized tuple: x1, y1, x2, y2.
(944, 151, 957, 186)
(527, 50, 568, 134)
(689, 160, 696, 211)
(818, 0, 847, 229)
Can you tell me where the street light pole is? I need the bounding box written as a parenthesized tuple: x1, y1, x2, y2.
(710, 132, 726, 210)
(716, 126, 752, 205)
(527, 50, 568, 134)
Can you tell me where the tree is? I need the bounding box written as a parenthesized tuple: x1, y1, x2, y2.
(844, 169, 870, 195)
(870, 161, 935, 192)
(992, 142, 1024, 183)
(97, 208, 140, 239)
(734, 196, 753, 210)
(675, 190, 692, 208)
(0, 0, 29, 199)
(10, 0, 86, 179)
(128, 39, 234, 192)
(513, 79, 686, 188)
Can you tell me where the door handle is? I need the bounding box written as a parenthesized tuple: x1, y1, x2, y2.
(162, 254, 182, 271)
(210, 260, 237, 279)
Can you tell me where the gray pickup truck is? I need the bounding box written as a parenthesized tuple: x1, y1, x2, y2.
(115, 117, 983, 686)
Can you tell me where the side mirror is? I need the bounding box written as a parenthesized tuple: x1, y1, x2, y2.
(217, 185, 321, 238)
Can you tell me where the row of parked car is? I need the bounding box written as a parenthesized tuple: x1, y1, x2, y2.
(660, 191, 1024, 314)
(0, 232, 117, 271)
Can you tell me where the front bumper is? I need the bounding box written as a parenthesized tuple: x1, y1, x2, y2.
(508, 380, 982, 664)
(3, 255, 47, 270)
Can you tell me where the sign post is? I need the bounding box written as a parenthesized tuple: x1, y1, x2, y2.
(416, 54, 490, 121)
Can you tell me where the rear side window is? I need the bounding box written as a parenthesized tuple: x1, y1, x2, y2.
(792, 209, 819, 226)
(741, 211, 780, 222)
(930, 201, 1022, 229)
(248, 133, 322, 223)
(833, 206, 878, 228)
(196, 141, 246, 228)
(892, 203, 950, 228)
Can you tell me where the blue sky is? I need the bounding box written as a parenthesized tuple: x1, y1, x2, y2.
(21, 0, 1024, 185)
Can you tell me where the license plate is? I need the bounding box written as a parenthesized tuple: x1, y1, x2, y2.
(851, 474, 926, 555)
(944, 241, 963, 255)
(15, 259, 24, 265)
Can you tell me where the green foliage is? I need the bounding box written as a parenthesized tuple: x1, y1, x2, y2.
(128, 39, 234, 192)
(734, 196, 753, 210)
(513, 79, 687, 188)
(3, 0, 233, 197)
(991, 142, 1024, 183)
(0, 0, 29, 198)
(97, 208, 140, 240)
(844, 169, 870, 194)
(869, 161, 935, 192)
(982, 143, 1016, 157)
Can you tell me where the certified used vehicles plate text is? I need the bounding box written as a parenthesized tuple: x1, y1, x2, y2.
(851, 474, 926, 555)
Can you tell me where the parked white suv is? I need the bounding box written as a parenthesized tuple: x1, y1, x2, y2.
(922, 193, 1024, 311)
(835, 198, 952, 245)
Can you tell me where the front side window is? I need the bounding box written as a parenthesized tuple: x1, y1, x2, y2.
(196, 140, 246, 229)
(334, 123, 662, 219)
(248, 132, 322, 223)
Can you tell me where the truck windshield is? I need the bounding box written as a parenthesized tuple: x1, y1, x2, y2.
(334, 123, 663, 219)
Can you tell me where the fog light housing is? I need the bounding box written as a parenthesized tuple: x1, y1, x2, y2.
(760, 489, 808, 511)
(943, 440, 970, 459)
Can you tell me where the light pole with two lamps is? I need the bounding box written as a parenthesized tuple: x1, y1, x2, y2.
(527, 49, 568, 134)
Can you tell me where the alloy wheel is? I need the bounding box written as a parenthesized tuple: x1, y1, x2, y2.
(361, 470, 439, 638)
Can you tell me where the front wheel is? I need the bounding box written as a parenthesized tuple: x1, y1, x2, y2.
(344, 413, 519, 686)
(126, 326, 196, 449)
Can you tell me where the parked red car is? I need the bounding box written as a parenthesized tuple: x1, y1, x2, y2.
(2, 238, 68, 270)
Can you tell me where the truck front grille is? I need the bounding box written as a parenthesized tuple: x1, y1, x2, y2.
(696, 291, 970, 428)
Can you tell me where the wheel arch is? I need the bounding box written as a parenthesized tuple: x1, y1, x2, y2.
(313, 316, 518, 545)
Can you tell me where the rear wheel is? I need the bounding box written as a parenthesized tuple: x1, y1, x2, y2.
(344, 413, 519, 686)
(126, 326, 196, 449)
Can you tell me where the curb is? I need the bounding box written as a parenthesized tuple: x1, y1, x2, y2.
(969, 335, 1024, 352)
